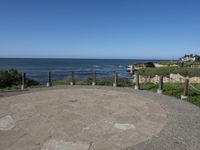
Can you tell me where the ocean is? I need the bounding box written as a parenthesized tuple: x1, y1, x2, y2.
(0, 58, 164, 83)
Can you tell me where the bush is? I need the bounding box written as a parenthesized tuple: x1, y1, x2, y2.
(0, 69, 21, 88)
(0, 69, 40, 88)
(177, 61, 200, 67)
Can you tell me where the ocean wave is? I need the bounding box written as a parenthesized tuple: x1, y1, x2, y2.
(93, 65, 100, 68)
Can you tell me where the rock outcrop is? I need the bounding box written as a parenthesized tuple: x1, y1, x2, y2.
(133, 74, 200, 83)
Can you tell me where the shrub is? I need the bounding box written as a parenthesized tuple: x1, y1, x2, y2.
(0, 69, 40, 88)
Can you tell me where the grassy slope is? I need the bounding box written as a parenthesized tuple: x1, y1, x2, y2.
(140, 82, 200, 107)
(137, 67, 200, 77)
(158, 61, 178, 66)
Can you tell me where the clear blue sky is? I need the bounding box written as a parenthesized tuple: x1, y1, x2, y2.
(0, 0, 200, 59)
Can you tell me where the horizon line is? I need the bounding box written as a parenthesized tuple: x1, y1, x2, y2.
(0, 57, 173, 60)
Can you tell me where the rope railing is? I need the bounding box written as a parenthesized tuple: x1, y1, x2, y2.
(17, 71, 200, 102)
(166, 77, 200, 93)
(133, 74, 199, 101)
(189, 83, 200, 93)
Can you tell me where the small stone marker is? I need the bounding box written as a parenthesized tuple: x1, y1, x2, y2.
(0, 115, 15, 131)
(134, 72, 140, 90)
(157, 76, 163, 94)
(21, 72, 26, 90)
(113, 72, 118, 87)
(181, 79, 189, 100)
(47, 71, 52, 87)
(41, 139, 90, 150)
(92, 71, 96, 86)
(114, 123, 135, 130)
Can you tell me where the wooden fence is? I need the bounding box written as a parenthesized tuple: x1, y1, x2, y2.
(20, 71, 192, 100)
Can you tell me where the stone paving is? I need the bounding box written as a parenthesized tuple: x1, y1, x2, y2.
(0, 86, 199, 150)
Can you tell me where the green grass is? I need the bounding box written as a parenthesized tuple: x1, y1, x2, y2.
(140, 82, 158, 92)
(53, 77, 134, 87)
(158, 61, 178, 66)
(180, 61, 200, 67)
(140, 82, 200, 107)
(188, 84, 200, 106)
(52, 80, 67, 85)
(137, 67, 200, 77)
(158, 61, 200, 67)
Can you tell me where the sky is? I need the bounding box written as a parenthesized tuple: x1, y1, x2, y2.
(0, 0, 200, 59)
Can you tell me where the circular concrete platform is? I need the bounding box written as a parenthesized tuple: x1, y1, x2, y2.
(0, 87, 167, 150)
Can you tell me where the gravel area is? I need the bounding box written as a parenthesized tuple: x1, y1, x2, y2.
(124, 89, 200, 150)
(0, 85, 199, 150)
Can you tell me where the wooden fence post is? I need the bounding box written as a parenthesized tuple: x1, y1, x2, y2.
(157, 76, 163, 94)
(92, 71, 96, 86)
(181, 79, 189, 100)
(70, 71, 75, 85)
(113, 72, 118, 87)
(47, 71, 52, 87)
(21, 72, 26, 90)
(134, 72, 140, 90)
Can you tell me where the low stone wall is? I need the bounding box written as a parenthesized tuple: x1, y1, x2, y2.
(133, 74, 200, 84)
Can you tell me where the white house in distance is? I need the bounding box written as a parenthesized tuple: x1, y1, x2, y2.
(180, 54, 198, 62)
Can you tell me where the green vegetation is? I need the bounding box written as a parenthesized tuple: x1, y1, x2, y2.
(53, 77, 133, 87)
(140, 82, 158, 92)
(134, 62, 155, 67)
(158, 61, 178, 66)
(137, 67, 200, 77)
(140, 82, 200, 107)
(0, 69, 40, 89)
(0, 69, 21, 88)
(179, 61, 200, 67)
(53, 78, 95, 85)
(157, 59, 200, 67)
(189, 84, 200, 107)
(1, 69, 199, 108)
(52, 80, 68, 85)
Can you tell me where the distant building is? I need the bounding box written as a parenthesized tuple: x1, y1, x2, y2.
(180, 54, 199, 62)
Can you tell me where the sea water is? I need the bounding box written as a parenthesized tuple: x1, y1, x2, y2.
(0, 58, 163, 83)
